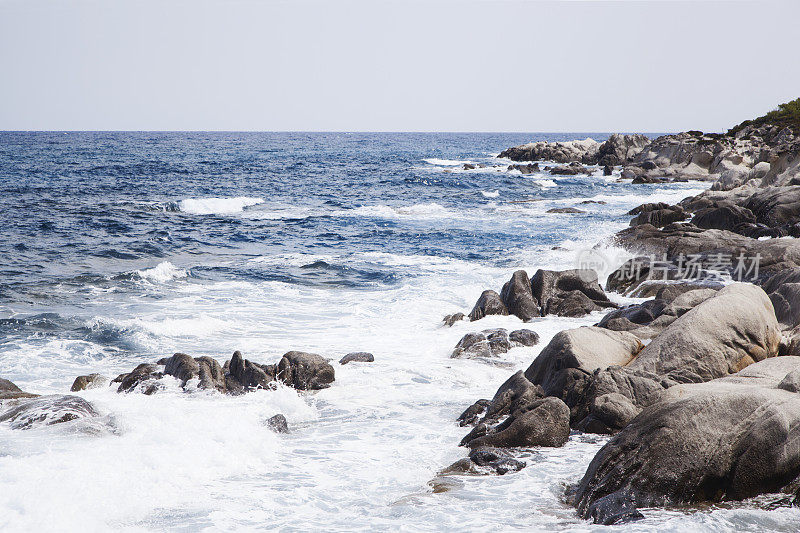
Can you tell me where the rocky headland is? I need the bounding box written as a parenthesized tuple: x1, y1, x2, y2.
(444, 99, 800, 523)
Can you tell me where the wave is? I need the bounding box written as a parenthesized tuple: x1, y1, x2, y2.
(177, 197, 264, 215)
(422, 158, 472, 166)
(346, 202, 454, 219)
(481, 190, 500, 198)
(135, 261, 187, 283)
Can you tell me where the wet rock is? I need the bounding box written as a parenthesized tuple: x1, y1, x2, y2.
(461, 396, 570, 449)
(577, 392, 641, 435)
(507, 163, 540, 174)
(266, 413, 289, 433)
(228, 350, 273, 390)
(462, 163, 475, 170)
(467, 447, 525, 475)
(0, 395, 103, 430)
(546, 207, 585, 214)
(468, 290, 509, 321)
(549, 163, 591, 176)
(509, 329, 539, 347)
(768, 283, 800, 329)
(602, 165, 613, 176)
(457, 399, 491, 427)
(164, 353, 201, 385)
(442, 312, 466, 327)
(531, 269, 615, 317)
(277, 351, 335, 390)
(339, 352, 375, 365)
(451, 329, 512, 359)
(481, 370, 545, 424)
(196, 356, 226, 392)
(500, 270, 540, 321)
(116, 363, 162, 393)
(498, 138, 600, 164)
(629, 207, 686, 228)
(70, 373, 107, 392)
(691, 204, 756, 231)
(0, 378, 38, 400)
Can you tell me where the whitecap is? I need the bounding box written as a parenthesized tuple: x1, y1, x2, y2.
(422, 158, 472, 166)
(481, 190, 500, 198)
(177, 197, 264, 215)
(135, 261, 187, 283)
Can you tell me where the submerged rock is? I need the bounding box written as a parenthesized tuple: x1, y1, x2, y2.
(0, 394, 104, 430)
(339, 352, 374, 365)
(70, 373, 107, 392)
(266, 413, 289, 433)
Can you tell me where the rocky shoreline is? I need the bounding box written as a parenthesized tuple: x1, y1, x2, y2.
(3, 100, 800, 526)
(439, 99, 800, 523)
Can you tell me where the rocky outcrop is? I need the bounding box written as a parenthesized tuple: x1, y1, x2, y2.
(110, 350, 334, 396)
(460, 396, 570, 449)
(571, 357, 800, 523)
(498, 134, 649, 166)
(0, 377, 38, 400)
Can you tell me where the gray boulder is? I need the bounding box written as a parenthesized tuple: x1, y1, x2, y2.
(531, 269, 615, 317)
(572, 357, 800, 522)
(70, 373, 107, 392)
(500, 270, 540, 321)
(627, 283, 781, 383)
(0, 395, 103, 430)
(461, 396, 570, 449)
(277, 351, 335, 390)
(468, 290, 509, 321)
(339, 352, 375, 364)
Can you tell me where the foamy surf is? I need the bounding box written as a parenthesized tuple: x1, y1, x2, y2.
(177, 196, 265, 215)
(136, 261, 187, 283)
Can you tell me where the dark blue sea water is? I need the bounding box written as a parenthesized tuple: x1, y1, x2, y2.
(2, 132, 746, 532)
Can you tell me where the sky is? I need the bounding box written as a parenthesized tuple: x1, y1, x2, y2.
(0, 0, 798, 132)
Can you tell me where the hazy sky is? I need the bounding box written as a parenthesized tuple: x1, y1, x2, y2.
(1, 0, 798, 132)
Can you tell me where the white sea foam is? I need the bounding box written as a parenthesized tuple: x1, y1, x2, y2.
(346, 202, 454, 219)
(177, 196, 265, 215)
(480, 190, 500, 198)
(422, 158, 472, 166)
(136, 261, 187, 283)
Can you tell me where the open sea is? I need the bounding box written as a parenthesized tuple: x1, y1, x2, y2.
(1, 132, 793, 531)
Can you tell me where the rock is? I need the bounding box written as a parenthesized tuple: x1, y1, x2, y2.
(116, 363, 162, 394)
(462, 163, 475, 170)
(691, 204, 756, 231)
(0, 377, 38, 400)
(163, 353, 201, 385)
(768, 283, 800, 329)
(603, 165, 613, 176)
(577, 392, 641, 435)
(572, 357, 800, 521)
(546, 207, 585, 214)
(450, 332, 493, 359)
(461, 396, 570, 449)
(509, 329, 540, 346)
(500, 270, 540, 321)
(196, 356, 226, 392)
(498, 138, 600, 164)
(627, 283, 781, 383)
(451, 329, 513, 359)
(531, 269, 615, 317)
(742, 186, 800, 227)
(524, 327, 643, 419)
(596, 133, 651, 166)
(228, 351, 273, 390)
(468, 290, 509, 321)
(457, 398, 491, 427)
(277, 351, 335, 390)
(266, 413, 289, 433)
(467, 447, 525, 475)
(507, 163, 539, 174)
(480, 370, 545, 424)
(0, 395, 103, 430)
(629, 207, 686, 228)
(549, 163, 591, 176)
(339, 352, 374, 364)
(70, 373, 107, 392)
(442, 312, 466, 327)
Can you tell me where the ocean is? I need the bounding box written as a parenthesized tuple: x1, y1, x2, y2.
(1, 132, 791, 531)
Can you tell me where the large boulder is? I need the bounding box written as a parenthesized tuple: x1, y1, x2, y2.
(691, 204, 756, 231)
(627, 283, 781, 383)
(596, 134, 651, 166)
(277, 351, 335, 390)
(524, 327, 643, 421)
(572, 357, 800, 523)
(460, 396, 570, 449)
(500, 270, 540, 321)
